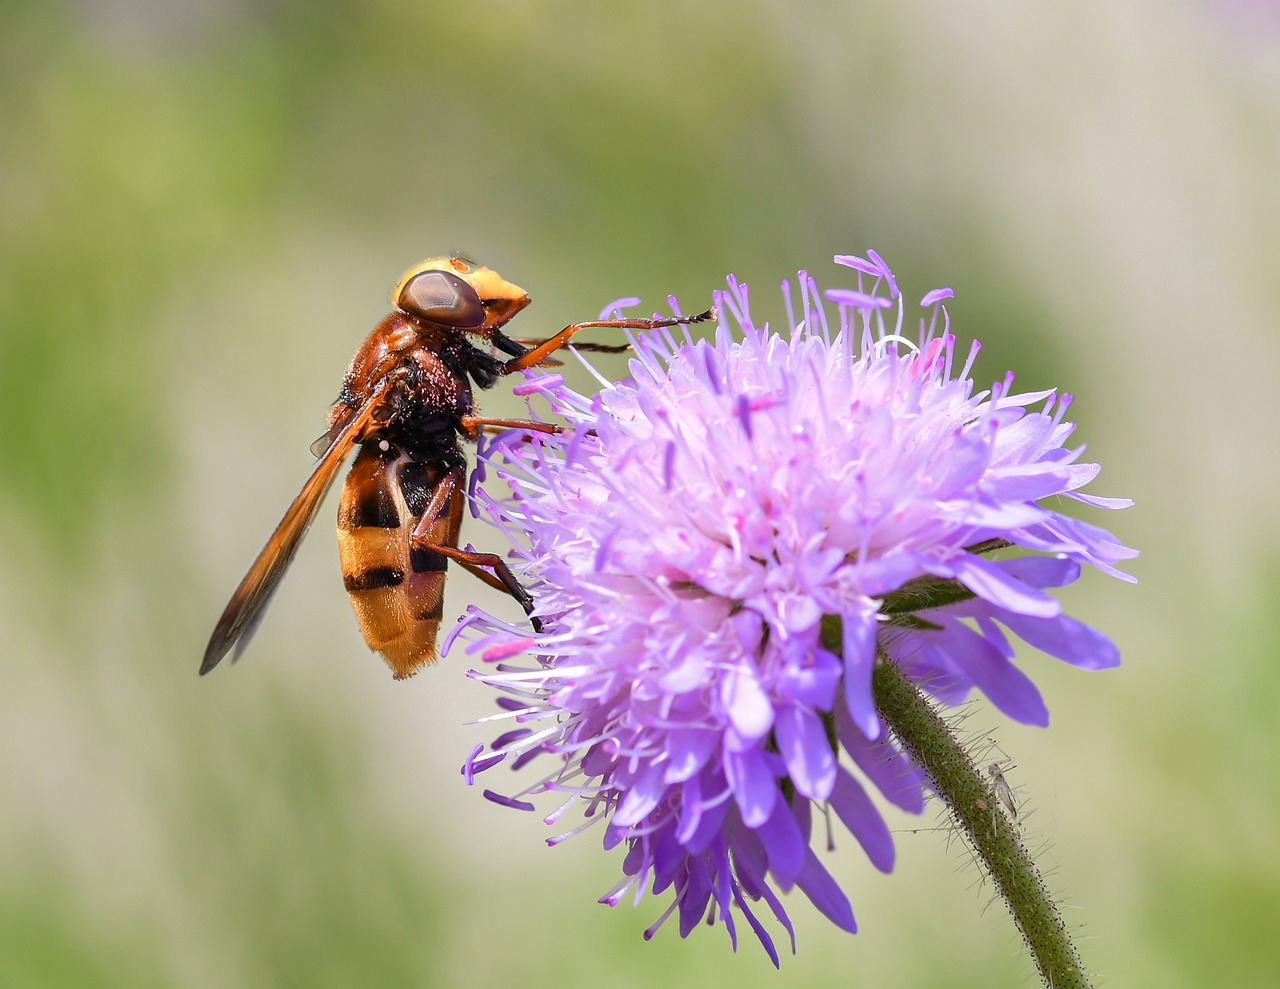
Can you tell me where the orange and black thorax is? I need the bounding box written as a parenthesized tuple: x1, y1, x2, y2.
(330, 312, 509, 463)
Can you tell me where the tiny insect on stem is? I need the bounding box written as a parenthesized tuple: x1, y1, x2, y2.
(987, 762, 1018, 821)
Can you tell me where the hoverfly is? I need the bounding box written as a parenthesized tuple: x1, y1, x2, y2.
(202, 256, 713, 679)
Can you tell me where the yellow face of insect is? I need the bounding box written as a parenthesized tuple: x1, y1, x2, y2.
(393, 256, 530, 334)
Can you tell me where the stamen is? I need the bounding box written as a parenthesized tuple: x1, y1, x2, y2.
(482, 790, 536, 811)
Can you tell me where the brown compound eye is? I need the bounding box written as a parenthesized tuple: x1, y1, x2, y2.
(396, 269, 485, 327)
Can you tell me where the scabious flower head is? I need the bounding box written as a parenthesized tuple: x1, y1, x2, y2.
(450, 252, 1135, 965)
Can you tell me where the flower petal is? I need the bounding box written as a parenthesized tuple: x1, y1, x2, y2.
(924, 622, 1050, 726)
(664, 728, 719, 784)
(755, 797, 807, 881)
(841, 609, 880, 739)
(829, 766, 895, 872)
(725, 746, 777, 828)
(934, 552, 1061, 618)
(721, 664, 775, 742)
(774, 704, 837, 800)
(794, 850, 857, 933)
(999, 612, 1121, 670)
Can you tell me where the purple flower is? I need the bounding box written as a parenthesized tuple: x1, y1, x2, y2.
(451, 253, 1135, 965)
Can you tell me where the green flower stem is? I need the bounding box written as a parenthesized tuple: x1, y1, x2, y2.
(868, 653, 1091, 989)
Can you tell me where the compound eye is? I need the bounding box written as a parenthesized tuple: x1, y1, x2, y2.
(397, 269, 485, 327)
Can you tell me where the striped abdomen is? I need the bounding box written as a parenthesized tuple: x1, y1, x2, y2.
(336, 444, 464, 679)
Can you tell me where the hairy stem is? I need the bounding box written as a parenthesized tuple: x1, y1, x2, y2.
(869, 652, 1092, 989)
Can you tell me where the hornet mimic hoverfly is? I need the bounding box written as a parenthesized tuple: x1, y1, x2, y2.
(202, 256, 713, 680)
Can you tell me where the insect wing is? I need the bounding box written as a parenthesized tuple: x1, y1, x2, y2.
(200, 390, 384, 675)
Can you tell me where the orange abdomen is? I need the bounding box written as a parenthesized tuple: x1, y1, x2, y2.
(336, 445, 463, 679)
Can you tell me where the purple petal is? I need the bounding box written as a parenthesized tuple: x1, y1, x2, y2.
(924, 622, 1049, 726)
(724, 747, 778, 828)
(710, 841, 737, 951)
(729, 881, 781, 968)
(935, 553, 1061, 618)
(651, 825, 685, 891)
(983, 465, 1075, 501)
(674, 773, 704, 844)
(1046, 514, 1141, 565)
(721, 666, 775, 742)
(994, 555, 1081, 589)
(774, 704, 837, 800)
(512, 372, 564, 396)
(928, 432, 991, 496)
(975, 615, 1016, 657)
(943, 498, 1050, 529)
(614, 763, 667, 826)
(730, 814, 768, 879)
(664, 728, 719, 784)
(829, 766, 895, 872)
(738, 861, 796, 956)
(677, 864, 712, 937)
(842, 611, 880, 738)
(837, 706, 926, 813)
(755, 797, 807, 881)
(999, 612, 1121, 670)
(794, 849, 857, 933)
(778, 647, 842, 709)
(683, 785, 732, 854)
(854, 549, 927, 596)
(1061, 461, 1101, 489)
(1068, 491, 1135, 510)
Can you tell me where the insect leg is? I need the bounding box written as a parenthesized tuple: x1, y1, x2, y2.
(510, 338, 634, 355)
(410, 468, 540, 628)
(458, 415, 563, 439)
(499, 307, 717, 374)
(423, 543, 538, 625)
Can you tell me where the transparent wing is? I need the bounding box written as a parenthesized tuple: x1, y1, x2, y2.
(200, 388, 385, 675)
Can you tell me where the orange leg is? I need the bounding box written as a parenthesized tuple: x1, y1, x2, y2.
(426, 543, 537, 626)
(509, 338, 635, 360)
(410, 468, 540, 627)
(500, 308, 716, 374)
(459, 414, 563, 439)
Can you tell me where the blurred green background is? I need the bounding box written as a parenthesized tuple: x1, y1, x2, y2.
(3, 1, 1277, 986)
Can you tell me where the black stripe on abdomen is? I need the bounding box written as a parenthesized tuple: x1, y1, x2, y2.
(343, 566, 405, 591)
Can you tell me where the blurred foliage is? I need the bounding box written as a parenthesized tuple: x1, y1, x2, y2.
(3, 0, 1279, 987)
